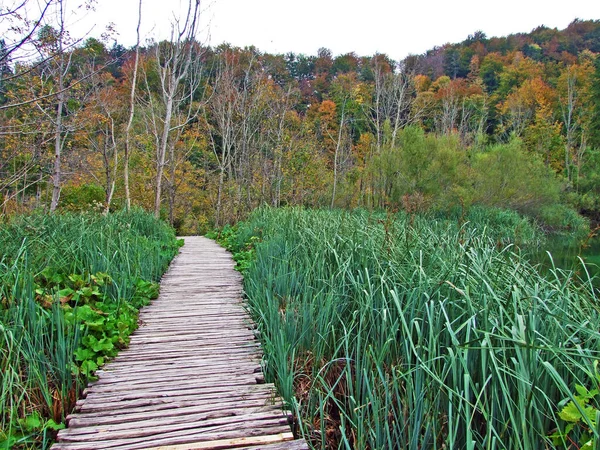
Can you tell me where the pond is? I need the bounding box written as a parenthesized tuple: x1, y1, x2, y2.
(531, 234, 600, 282)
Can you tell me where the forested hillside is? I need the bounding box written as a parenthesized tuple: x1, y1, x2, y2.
(1, 5, 599, 232)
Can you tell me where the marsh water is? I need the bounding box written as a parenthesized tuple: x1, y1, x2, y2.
(531, 235, 600, 281)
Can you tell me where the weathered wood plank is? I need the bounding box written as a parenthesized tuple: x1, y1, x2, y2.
(83, 376, 266, 396)
(127, 331, 257, 341)
(239, 440, 310, 450)
(81, 382, 271, 404)
(68, 401, 283, 427)
(52, 430, 294, 450)
(83, 381, 275, 399)
(119, 334, 257, 346)
(76, 391, 278, 414)
(64, 409, 289, 436)
(144, 433, 297, 450)
(109, 347, 261, 363)
(97, 356, 260, 372)
(90, 371, 267, 387)
(123, 339, 259, 352)
(93, 365, 260, 381)
(58, 411, 291, 440)
(57, 422, 293, 448)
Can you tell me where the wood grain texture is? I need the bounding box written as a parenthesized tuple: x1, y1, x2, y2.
(52, 236, 308, 450)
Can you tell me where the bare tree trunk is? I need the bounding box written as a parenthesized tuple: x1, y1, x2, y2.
(154, 92, 174, 218)
(390, 72, 413, 148)
(207, 53, 242, 225)
(575, 132, 587, 191)
(36, 170, 43, 208)
(373, 63, 382, 151)
(331, 102, 346, 209)
(367, 62, 416, 151)
(152, 0, 202, 219)
(50, 9, 66, 213)
(50, 88, 64, 211)
(167, 140, 177, 225)
(215, 168, 224, 227)
(103, 117, 118, 215)
(561, 69, 576, 183)
(124, 0, 143, 211)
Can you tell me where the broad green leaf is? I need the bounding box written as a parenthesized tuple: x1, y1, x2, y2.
(559, 400, 583, 423)
(74, 347, 95, 362)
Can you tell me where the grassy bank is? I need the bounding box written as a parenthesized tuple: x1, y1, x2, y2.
(0, 209, 180, 449)
(219, 207, 600, 449)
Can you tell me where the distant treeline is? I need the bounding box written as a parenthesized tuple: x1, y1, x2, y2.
(1, 11, 599, 232)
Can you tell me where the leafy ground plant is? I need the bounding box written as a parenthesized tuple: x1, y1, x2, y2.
(207, 224, 260, 275)
(548, 360, 600, 449)
(0, 209, 180, 449)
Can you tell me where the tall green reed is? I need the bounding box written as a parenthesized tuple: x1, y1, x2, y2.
(230, 207, 600, 449)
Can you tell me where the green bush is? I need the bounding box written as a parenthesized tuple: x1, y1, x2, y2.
(471, 138, 561, 213)
(537, 204, 590, 235)
(360, 131, 583, 234)
(58, 183, 106, 212)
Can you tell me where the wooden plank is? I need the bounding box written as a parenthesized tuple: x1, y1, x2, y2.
(82, 382, 270, 404)
(76, 391, 278, 414)
(128, 330, 257, 340)
(120, 334, 257, 345)
(99, 356, 260, 371)
(84, 383, 273, 403)
(93, 364, 260, 380)
(109, 347, 261, 363)
(59, 411, 291, 440)
(239, 440, 310, 450)
(138, 309, 247, 318)
(137, 313, 251, 322)
(82, 384, 275, 405)
(138, 312, 248, 319)
(144, 433, 296, 450)
(68, 401, 284, 427)
(84, 375, 265, 395)
(90, 371, 268, 386)
(107, 349, 260, 364)
(57, 421, 293, 447)
(123, 339, 259, 352)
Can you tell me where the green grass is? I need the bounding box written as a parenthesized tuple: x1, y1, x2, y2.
(221, 207, 600, 449)
(0, 209, 180, 449)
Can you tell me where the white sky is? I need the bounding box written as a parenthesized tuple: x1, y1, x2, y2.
(33, 0, 600, 60)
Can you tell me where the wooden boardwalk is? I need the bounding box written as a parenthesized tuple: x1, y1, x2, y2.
(52, 236, 308, 450)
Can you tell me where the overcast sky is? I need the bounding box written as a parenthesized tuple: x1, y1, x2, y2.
(68, 0, 600, 60)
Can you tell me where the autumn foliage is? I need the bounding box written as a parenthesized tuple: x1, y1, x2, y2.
(1, 19, 600, 231)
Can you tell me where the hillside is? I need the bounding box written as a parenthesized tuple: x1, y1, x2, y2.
(0, 10, 599, 231)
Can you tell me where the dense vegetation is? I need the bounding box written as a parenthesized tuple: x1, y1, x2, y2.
(1, 6, 599, 231)
(0, 210, 180, 448)
(3, 3, 600, 448)
(220, 207, 600, 449)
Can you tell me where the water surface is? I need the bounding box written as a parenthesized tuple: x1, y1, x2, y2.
(532, 234, 600, 281)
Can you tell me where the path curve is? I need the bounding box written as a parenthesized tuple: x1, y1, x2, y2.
(52, 236, 307, 450)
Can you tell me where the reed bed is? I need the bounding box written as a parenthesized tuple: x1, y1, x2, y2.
(225, 207, 600, 449)
(0, 209, 179, 449)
